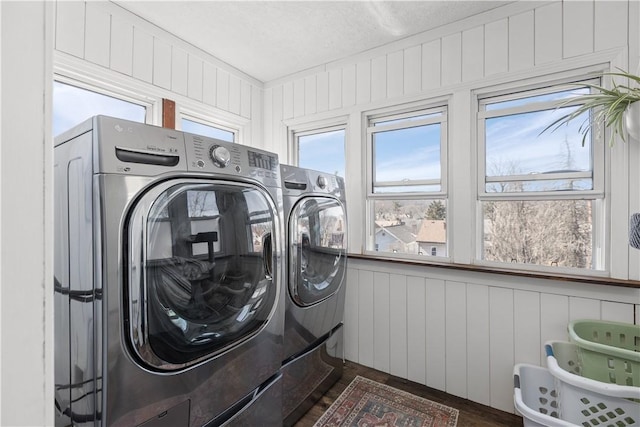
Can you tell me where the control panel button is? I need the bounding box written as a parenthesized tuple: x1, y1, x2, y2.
(317, 175, 328, 189)
(209, 145, 231, 168)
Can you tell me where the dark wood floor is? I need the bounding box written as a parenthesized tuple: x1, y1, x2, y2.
(294, 361, 523, 426)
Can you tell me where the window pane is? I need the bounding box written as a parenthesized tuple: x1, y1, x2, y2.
(53, 81, 146, 137)
(481, 200, 596, 269)
(485, 107, 592, 178)
(374, 184, 441, 194)
(370, 199, 447, 257)
(486, 178, 592, 193)
(298, 129, 345, 177)
(373, 112, 442, 126)
(373, 123, 441, 184)
(485, 87, 589, 111)
(181, 119, 234, 142)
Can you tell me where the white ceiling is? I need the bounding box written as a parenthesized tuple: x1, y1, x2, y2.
(115, 1, 512, 83)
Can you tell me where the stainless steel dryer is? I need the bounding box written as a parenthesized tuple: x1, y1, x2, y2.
(54, 115, 284, 427)
(279, 165, 347, 426)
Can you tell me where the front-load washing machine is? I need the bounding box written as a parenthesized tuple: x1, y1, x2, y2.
(279, 165, 347, 426)
(54, 115, 284, 427)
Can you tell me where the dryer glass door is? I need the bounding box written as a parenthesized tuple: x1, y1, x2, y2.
(127, 180, 278, 371)
(290, 197, 346, 306)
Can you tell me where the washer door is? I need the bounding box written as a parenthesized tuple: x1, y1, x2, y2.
(127, 179, 279, 371)
(289, 196, 346, 306)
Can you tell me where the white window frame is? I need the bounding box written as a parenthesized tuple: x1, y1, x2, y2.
(53, 74, 155, 126)
(288, 116, 348, 167)
(364, 101, 449, 261)
(178, 111, 239, 143)
(474, 73, 608, 275)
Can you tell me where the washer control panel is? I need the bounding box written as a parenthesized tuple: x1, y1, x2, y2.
(184, 133, 280, 186)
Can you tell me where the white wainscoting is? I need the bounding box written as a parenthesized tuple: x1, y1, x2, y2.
(343, 258, 640, 414)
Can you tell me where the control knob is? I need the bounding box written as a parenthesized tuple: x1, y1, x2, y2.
(317, 175, 328, 189)
(209, 145, 231, 168)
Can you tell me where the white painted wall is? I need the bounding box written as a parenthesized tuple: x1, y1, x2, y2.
(0, 2, 54, 425)
(53, 1, 263, 145)
(264, 0, 640, 415)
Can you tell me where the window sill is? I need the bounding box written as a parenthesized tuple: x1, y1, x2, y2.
(347, 253, 640, 289)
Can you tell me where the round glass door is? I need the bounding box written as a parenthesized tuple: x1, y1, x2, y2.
(289, 197, 346, 306)
(127, 180, 278, 370)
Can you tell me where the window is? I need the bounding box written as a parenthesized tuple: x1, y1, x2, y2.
(366, 105, 448, 258)
(477, 78, 605, 271)
(53, 80, 147, 137)
(295, 126, 346, 177)
(181, 118, 235, 142)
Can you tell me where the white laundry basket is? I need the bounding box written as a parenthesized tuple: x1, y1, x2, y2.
(513, 363, 579, 427)
(545, 341, 640, 426)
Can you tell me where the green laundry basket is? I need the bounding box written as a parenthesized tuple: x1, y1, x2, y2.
(568, 319, 640, 387)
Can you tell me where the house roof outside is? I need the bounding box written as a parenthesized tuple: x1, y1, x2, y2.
(375, 224, 417, 245)
(416, 220, 446, 244)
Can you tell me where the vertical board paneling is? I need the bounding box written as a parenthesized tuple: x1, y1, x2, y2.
(110, 15, 134, 76)
(601, 301, 634, 323)
(316, 71, 329, 113)
(373, 272, 390, 373)
(484, 19, 508, 76)
(171, 47, 188, 96)
(342, 64, 356, 108)
(358, 270, 375, 368)
(271, 85, 284, 158)
(344, 268, 360, 362)
(425, 278, 446, 391)
(540, 294, 569, 345)
(508, 11, 534, 71)
(262, 88, 273, 150)
(404, 45, 421, 95)
(407, 276, 426, 384)
(241, 81, 252, 119)
(304, 75, 317, 116)
(84, 2, 110, 67)
(387, 50, 404, 99)
(569, 297, 600, 321)
(329, 68, 342, 110)
(534, 2, 562, 65)
(462, 26, 484, 82)
(202, 63, 217, 106)
(153, 38, 172, 90)
(55, 1, 85, 57)
(216, 70, 230, 111)
(187, 55, 203, 101)
(389, 274, 407, 378)
(514, 290, 541, 366)
(594, 0, 628, 51)
(441, 33, 462, 87)
(293, 78, 305, 118)
(563, 0, 594, 58)
(422, 39, 441, 91)
(466, 283, 490, 406)
(356, 60, 371, 105)
(445, 280, 467, 398)
(132, 28, 153, 83)
(228, 75, 241, 115)
(282, 81, 294, 120)
(371, 56, 387, 102)
(489, 287, 515, 412)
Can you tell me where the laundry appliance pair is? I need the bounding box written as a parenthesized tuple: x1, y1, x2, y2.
(54, 116, 347, 427)
(54, 116, 284, 427)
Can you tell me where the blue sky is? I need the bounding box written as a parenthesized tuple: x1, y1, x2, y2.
(298, 130, 346, 177)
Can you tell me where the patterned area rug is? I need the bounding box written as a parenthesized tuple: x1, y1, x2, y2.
(314, 376, 459, 427)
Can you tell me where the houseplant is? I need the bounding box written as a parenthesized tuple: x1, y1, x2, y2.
(543, 70, 640, 146)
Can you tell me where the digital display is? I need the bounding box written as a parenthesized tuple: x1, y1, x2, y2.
(248, 150, 277, 171)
